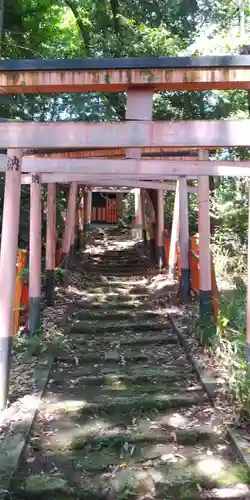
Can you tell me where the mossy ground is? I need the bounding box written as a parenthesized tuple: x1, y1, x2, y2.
(11, 229, 250, 500)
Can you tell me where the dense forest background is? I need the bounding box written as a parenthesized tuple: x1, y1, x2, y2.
(0, 0, 249, 260)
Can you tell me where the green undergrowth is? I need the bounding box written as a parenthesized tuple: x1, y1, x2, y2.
(212, 277, 250, 419)
(12, 327, 73, 360)
(196, 269, 250, 419)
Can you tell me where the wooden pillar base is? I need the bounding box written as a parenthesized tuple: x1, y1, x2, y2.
(45, 269, 54, 307)
(69, 244, 75, 268)
(156, 246, 165, 269)
(142, 229, 147, 246)
(79, 231, 85, 248)
(0, 336, 12, 410)
(246, 344, 250, 364)
(199, 290, 215, 345)
(29, 297, 41, 335)
(199, 290, 213, 316)
(62, 252, 69, 269)
(75, 232, 80, 251)
(150, 238, 156, 261)
(135, 226, 143, 240)
(168, 265, 175, 280)
(180, 269, 191, 301)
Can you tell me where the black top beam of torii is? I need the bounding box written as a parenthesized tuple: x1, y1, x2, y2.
(0, 55, 250, 71)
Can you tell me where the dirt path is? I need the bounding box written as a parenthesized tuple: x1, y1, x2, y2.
(11, 229, 250, 499)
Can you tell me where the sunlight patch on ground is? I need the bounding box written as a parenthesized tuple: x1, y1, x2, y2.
(197, 456, 224, 478)
(48, 399, 89, 415)
(211, 484, 249, 498)
(162, 412, 187, 428)
(44, 419, 112, 450)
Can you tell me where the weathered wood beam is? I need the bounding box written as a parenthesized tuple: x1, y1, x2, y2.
(0, 120, 249, 148)
(32, 148, 199, 159)
(1, 55, 250, 93)
(14, 158, 250, 177)
(21, 175, 198, 191)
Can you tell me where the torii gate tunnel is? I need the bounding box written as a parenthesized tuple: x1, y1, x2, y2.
(1, 55, 250, 410)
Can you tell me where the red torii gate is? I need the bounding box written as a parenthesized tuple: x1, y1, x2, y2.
(0, 55, 250, 411)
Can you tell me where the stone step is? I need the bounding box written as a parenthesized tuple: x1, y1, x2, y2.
(52, 364, 194, 382)
(83, 285, 149, 294)
(82, 292, 149, 300)
(13, 474, 250, 500)
(82, 268, 152, 276)
(45, 391, 208, 417)
(56, 346, 189, 367)
(50, 374, 196, 393)
(38, 424, 220, 454)
(74, 309, 162, 321)
(75, 301, 145, 311)
(70, 333, 178, 347)
(69, 320, 169, 335)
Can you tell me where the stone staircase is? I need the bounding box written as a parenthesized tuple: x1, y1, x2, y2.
(13, 229, 250, 499)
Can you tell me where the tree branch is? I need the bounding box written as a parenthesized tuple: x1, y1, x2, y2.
(64, 0, 90, 55)
(109, 0, 120, 37)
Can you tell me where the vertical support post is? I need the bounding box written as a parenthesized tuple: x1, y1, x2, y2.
(147, 192, 156, 260)
(62, 182, 77, 269)
(45, 183, 56, 306)
(29, 173, 42, 335)
(179, 177, 190, 300)
(125, 89, 153, 240)
(0, 149, 23, 410)
(156, 189, 165, 269)
(69, 199, 77, 267)
(75, 187, 80, 250)
(246, 179, 250, 363)
(79, 187, 85, 247)
(116, 193, 124, 221)
(86, 189, 92, 227)
(134, 188, 142, 239)
(140, 189, 147, 245)
(198, 150, 212, 317)
(168, 180, 180, 279)
(83, 191, 88, 231)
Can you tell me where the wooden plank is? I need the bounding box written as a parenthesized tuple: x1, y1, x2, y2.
(21, 175, 198, 192)
(0, 120, 249, 149)
(15, 156, 250, 177)
(2, 55, 250, 71)
(33, 148, 199, 159)
(0, 56, 250, 93)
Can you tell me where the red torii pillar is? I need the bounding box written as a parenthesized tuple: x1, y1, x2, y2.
(198, 150, 213, 318)
(0, 149, 23, 409)
(134, 188, 142, 240)
(86, 189, 92, 228)
(69, 197, 77, 267)
(156, 189, 165, 268)
(45, 183, 56, 306)
(78, 186, 85, 247)
(147, 192, 156, 260)
(168, 180, 180, 279)
(125, 89, 153, 241)
(62, 181, 77, 269)
(140, 189, 147, 245)
(29, 173, 42, 335)
(179, 177, 190, 300)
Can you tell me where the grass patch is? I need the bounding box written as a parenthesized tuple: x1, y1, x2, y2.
(198, 246, 250, 419)
(210, 278, 250, 419)
(12, 326, 73, 360)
